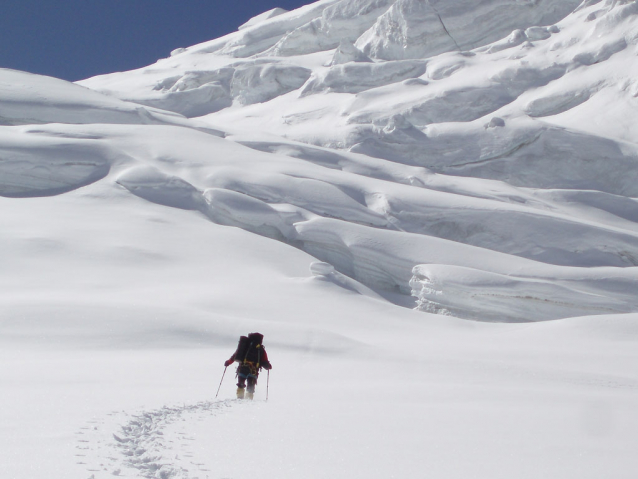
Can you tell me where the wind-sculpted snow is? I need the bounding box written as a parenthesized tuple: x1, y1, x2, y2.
(350, 118, 638, 197)
(301, 60, 426, 95)
(344, 63, 566, 127)
(348, 84, 516, 126)
(231, 63, 312, 105)
(116, 166, 207, 211)
(4, 118, 638, 319)
(106, 126, 638, 292)
(199, 0, 341, 58)
(206, 168, 389, 228)
(9, 0, 638, 324)
(204, 187, 296, 241)
(266, 0, 394, 57)
(116, 62, 311, 116)
(131, 68, 234, 117)
(355, 0, 581, 60)
(524, 90, 592, 117)
(0, 68, 188, 126)
(410, 264, 638, 322)
(0, 128, 113, 197)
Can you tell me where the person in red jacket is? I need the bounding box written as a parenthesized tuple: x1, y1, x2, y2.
(224, 332, 272, 400)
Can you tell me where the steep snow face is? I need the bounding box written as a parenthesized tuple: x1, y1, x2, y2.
(10, 0, 638, 324)
(77, 0, 583, 115)
(266, 0, 396, 56)
(356, 0, 581, 60)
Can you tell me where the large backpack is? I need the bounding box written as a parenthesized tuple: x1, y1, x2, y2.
(233, 332, 264, 365)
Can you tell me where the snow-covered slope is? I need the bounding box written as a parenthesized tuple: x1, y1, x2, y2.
(3, 1, 638, 478)
(75, 0, 638, 321)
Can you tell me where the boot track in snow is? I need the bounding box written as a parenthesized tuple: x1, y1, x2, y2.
(75, 399, 241, 479)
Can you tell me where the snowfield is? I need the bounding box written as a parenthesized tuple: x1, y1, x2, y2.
(2, 0, 638, 478)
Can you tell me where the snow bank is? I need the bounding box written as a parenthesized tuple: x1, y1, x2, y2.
(203, 188, 296, 240)
(116, 165, 206, 211)
(350, 118, 638, 197)
(0, 68, 185, 126)
(206, 167, 389, 227)
(410, 264, 638, 322)
(0, 128, 115, 197)
(301, 60, 426, 95)
(231, 62, 312, 105)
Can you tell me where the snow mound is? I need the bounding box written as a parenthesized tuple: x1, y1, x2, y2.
(310, 261, 336, 275)
(410, 264, 638, 322)
(116, 165, 206, 211)
(0, 68, 187, 126)
(0, 128, 113, 197)
(203, 188, 295, 240)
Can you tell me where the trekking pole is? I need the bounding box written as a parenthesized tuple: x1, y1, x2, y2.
(215, 366, 228, 399)
(266, 369, 270, 401)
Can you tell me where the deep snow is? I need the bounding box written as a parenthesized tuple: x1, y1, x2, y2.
(2, 0, 638, 478)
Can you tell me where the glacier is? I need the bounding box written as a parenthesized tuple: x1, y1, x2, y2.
(74, 0, 638, 320)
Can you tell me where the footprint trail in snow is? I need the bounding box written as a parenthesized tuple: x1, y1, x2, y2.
(76, 399, 236, 479)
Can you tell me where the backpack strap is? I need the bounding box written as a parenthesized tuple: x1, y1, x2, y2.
(243, 341, 253, 364)
(242, 339, 263, 369)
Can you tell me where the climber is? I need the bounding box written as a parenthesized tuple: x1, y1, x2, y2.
(224, 332, 272, 400)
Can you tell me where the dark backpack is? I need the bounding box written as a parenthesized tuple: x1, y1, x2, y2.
(233, 332, 264, 365)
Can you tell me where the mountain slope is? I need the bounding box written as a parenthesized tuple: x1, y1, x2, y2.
(73, 0, 638, 321)
(2, 2, 638, 478)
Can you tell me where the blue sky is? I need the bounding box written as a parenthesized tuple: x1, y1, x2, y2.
(1, 1, 311, 82)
